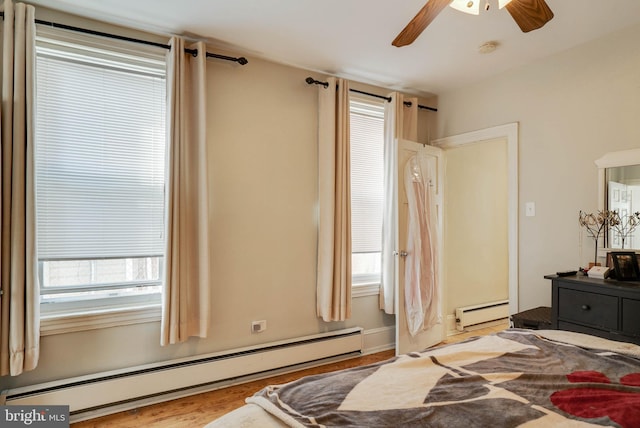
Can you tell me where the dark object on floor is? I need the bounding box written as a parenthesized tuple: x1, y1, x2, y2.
(511, 306, 551, 330)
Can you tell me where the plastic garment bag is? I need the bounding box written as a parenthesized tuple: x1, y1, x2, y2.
(404, 152, 440, 336)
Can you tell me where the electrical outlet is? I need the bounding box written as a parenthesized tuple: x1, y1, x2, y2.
(251, 320, 267, 333)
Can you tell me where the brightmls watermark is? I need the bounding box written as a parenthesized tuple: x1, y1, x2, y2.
(1, 406, 69, 427)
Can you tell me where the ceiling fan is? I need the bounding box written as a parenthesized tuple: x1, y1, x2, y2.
(392, 0, 554, 47)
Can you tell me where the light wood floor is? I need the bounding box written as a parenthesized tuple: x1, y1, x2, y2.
(72, 321, 508, 428)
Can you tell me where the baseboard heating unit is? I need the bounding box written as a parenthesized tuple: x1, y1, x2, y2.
(3, 327, 363, 421)
(455, 300, 509, 331)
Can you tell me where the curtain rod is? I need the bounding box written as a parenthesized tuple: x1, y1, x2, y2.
(305, 77, 437, 112)
(0, 12, 248, 65)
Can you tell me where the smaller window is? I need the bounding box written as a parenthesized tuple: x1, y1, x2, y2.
(350, 96, 385, 285)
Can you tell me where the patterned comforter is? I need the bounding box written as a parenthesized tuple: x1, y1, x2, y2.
(246, 329, 640, 427)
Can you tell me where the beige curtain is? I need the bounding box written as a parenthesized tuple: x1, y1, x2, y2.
(161, 37, 210, 345)
(0, 1, 39, 376)
(379, 93, 418, 314)
(316, 77, 351, 322)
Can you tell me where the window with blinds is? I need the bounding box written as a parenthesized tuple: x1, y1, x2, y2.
(350, 96, 384, 284)
(35, 26, 167, 306)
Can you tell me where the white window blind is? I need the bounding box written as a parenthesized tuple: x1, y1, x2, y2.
(350, 97, 385, 254)
(35, 27, 167, 262)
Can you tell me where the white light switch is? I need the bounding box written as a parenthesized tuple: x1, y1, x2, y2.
(525, 202, 536, 217)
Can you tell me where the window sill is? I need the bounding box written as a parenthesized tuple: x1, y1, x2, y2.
(40, 303, 161, 336)
(352, 282, 380, 298)
(40, 284, 379, 336)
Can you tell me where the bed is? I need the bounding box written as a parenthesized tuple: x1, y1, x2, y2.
(205, 329, 640, 427)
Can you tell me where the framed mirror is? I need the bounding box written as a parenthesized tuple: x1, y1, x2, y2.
(595, 148, 640, 253)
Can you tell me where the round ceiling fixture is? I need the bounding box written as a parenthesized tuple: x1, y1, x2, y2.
(478, 41, 498, 54)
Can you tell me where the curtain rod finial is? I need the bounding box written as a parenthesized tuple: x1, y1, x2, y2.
(305, 77, 329, 88)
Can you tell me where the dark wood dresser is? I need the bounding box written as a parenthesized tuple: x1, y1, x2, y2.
(545, 274, 640, 345)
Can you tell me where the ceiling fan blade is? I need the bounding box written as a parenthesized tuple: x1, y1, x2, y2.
(505, 0, 554, 33)
(392, 0, 452, 47)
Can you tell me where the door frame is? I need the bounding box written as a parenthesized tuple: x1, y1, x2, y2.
(431, 123, 519, 315)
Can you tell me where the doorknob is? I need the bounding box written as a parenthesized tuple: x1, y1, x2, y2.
(399, 251, 408, 258)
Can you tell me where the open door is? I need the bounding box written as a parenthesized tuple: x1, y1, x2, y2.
(396, 139, 444, 354)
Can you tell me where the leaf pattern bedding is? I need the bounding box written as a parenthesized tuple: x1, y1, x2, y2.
(247, 329, 640, 427)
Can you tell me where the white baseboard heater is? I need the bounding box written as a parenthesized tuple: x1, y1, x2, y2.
(455, 300, 509, 331)
(4, 327, 363, 420)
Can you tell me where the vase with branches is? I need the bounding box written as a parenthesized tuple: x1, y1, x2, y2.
(578, 210, 614, 267)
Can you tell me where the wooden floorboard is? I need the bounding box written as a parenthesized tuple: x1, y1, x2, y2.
(71, 322, 508, 427)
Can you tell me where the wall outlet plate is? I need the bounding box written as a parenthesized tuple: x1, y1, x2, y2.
(251, 320, 267, 333)
(525, 202, 535, 217)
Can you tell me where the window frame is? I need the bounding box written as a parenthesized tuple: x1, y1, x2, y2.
(349, 94, 385, 297)
(34, 25, 168, 333)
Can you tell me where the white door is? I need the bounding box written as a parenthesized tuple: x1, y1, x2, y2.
(396, 139, 444, 354)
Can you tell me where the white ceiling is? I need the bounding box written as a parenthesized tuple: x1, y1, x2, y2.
(29, 0, 640, 96)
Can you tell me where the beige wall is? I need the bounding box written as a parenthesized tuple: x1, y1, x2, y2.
(5, 52, 399, 388)
(444, 138, 509, 315)
(3, 9, 415, 390)
(433, 22, 640, 312)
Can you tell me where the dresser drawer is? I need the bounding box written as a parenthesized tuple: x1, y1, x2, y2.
(547, 274, 640, 344)
(558, 288, 618, 330)
(622, 299, 640, 336)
